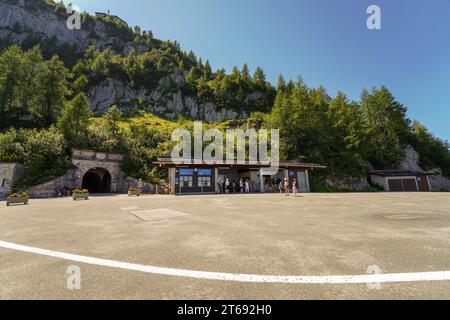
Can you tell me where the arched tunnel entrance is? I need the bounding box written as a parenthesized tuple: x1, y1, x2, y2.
(82, 168, 111, 193)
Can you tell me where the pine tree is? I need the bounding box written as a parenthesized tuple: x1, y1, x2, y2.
(253, 67, 266, 86)
(242, 63, 250, 81)
(204, 60, 212, 80)
(0, 45, 24, 126)
(58, 93, 92, 144)
(359, 86, 410, 167)
(277, 74, 286, 91)
(33, 55, 69, 127)
(104, 105, 122, 137)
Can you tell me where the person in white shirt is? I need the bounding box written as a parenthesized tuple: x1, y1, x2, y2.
(245, 179, 250, 193)
(292, 178, 298, 197)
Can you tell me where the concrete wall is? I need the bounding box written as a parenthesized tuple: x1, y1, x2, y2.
(26, 169, 77, 198)
(72, 149, 130, 193)
(0, 163, 26, 199)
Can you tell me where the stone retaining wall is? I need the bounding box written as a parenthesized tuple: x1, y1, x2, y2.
(0, 163, 26, 199)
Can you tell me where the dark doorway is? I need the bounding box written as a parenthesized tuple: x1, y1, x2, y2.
(82, 168, 111, 193)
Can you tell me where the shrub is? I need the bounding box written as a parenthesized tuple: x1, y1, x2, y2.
(73, 189, 89, 194)
(0, 127, 70, 188)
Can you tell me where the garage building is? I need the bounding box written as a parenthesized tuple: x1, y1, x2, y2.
(369, 170, 433, 192)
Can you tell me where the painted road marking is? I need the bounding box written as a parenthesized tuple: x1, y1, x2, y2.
(1, 240, 450, 284)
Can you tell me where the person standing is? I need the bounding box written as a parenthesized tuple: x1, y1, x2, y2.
(292, 178, 298, 197)
(218, 177, 224, 194)
(245, 179, 250, 193)
(225, 178, 230, 194)
(240, 178, 244, 193)
(284, 178, 290, 197)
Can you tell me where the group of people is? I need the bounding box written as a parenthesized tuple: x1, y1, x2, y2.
(217, 177, 299, 196)
(217, 178, 256, 194)
(279, 178, 298, 197)
(54, 185, 71, 197)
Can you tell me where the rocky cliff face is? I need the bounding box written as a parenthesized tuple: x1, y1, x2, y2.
(0, 1, 113, 51)
(0, 0, 250, 122)
(399, 146, 450, 191)
(87, 77, 246, 122)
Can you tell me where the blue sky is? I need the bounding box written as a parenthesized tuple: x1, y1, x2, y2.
(69, 0, 450, 141)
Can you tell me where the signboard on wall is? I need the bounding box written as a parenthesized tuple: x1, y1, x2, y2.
(198, 169, 212, 176)
(178, 169, 195, 176)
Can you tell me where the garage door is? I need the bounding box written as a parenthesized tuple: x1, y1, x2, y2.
(417, 177, 430, 192)
(388, 178, 418, 192)
(388, 179, 403, 192)
(402, 179, 418, 192)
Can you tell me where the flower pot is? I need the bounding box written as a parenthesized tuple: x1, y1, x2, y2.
(128, 190, 140, 197)
(73, 192, 89, 201)
(6, 196, 29, 206)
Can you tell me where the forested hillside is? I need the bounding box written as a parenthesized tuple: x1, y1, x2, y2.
(0, 0, 449, 190)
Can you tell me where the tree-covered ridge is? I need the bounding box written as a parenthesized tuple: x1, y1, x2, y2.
(266, 77, 450, 180)
(71, 46, 276, 114)
(0, 0, 276, 116)
(0, 0, 449, 190)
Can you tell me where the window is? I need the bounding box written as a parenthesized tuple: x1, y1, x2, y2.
(180, 176, 193, 188)
(198, 176, 211, 188)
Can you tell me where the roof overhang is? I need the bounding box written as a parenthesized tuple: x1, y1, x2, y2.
(155, 157, 326, 170)
(368, 170, 435, 177)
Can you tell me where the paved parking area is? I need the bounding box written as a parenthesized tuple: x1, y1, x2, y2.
(0, 193, 449, 299)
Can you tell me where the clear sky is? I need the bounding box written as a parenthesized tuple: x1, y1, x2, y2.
(68, 0, 450, 141)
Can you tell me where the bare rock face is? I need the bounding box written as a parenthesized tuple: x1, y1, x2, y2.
(399, 145, 450, 191)
(326, 176, 370, 192)
(0, 1, 110, 51)
(87, 77, 247, 122)
(429, 168, 450, 192)
(399, 145, 423, 172)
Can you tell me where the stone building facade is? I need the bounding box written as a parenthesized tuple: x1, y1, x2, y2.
(24, 149, 152, 198)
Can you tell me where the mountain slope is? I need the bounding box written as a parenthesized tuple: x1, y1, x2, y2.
(0, 0, 276, 121)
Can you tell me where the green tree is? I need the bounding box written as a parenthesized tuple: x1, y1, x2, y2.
(33, 55, 69, 126)
(359, 86, 410, 167)
(19, 46, 44, 118)
(18, 127, 69, 187)
(253, 66, 266, 86)
(104, 105, 123, 137)
(277, 74, 286, 91)
(0, 129, 24, 162)
(410, 121, 450, 177)
(204, 60, 213, 80)
(242, 63, 250, 81)
(72, 75, 88, 93)
(0, 45, 24, 126)
(58, 93, 92, 144)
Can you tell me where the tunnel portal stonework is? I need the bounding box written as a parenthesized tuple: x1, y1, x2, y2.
(25, 149, 145, 198)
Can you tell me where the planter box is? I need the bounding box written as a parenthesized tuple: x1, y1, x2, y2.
(128, 190, 140, 197)
(6, 196, 29, 206)
(73, 192, 89, 201)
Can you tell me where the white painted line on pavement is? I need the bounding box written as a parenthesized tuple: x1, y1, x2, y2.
(1, 240, 450, 284)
